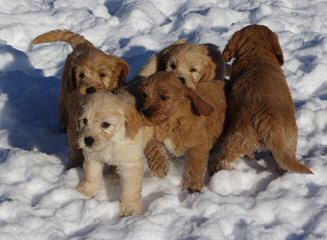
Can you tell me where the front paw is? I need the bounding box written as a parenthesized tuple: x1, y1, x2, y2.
(182, 173, 204, 193)
(76, 180, 98, 197)
(145, 140, 169, 178)
(119, 201, 142, 217)
(216, 159, 234, 171)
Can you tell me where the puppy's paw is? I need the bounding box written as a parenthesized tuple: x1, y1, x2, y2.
(182, 174, 204, 193)
(119, 201, 142, 217)
(216, 159, 234, 171)
(145, 140, 169, 178)
(76, 180, 98, 198)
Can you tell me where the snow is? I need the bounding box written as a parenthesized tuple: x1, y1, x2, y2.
(0, 0, 326, 239)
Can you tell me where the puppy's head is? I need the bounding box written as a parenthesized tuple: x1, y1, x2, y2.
(140, 72, 213, 124)
(68, 49, 129, 95)
(223, 25, 284, 65)
(77, 92, 142, 153)
(165, 43, 224, 89)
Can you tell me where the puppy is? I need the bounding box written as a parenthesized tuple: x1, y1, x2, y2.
(76, 92, 153, 217)
(138, 40, 225, 89)
(140, 72, 227, 192)
(32, 30, 129, 168)
(212, 25, 312, 174)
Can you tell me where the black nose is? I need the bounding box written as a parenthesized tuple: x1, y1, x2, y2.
(86, 87, 96, 95)
(142, 107, 155, 118)
(179, 77, 186, 84)
(84, 136, 94, 146)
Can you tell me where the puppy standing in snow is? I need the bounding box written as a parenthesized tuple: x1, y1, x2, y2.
(32, 30, 129, 168)
(212, 25, 312, 174)
(76, 92, 153, 217)
(140, 72, 227, 192)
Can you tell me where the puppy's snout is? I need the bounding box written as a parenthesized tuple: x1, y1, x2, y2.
(142, 107, 155, 118)
(84, 136, 95, 146)
(86, 87, 96, 95)
(179, 77, 186, 84)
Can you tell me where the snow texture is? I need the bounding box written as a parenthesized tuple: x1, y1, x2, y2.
(0, 0, 326, 239)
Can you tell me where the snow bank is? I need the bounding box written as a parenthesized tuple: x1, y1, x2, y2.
(0, 0, 326, 239)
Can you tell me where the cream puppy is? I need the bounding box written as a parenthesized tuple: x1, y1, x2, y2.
(76, 92, 153, 217)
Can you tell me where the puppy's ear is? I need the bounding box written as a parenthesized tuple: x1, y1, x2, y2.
(117, 58, 129, 85)
(223, 30, 242, 62)
(125, 105, 143, 139)
(138, 54, 158, 77)
(203, 43, 225, 80)
(185, 86, 214, 116)
(269, 31, 284, 65)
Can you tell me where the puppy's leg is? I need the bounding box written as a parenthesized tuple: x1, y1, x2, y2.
(76, 157, 104, 197)
(183, 146, 209, 192)
(266, 124, 313, 174)
(145, 139, 169, 178)
(213, 129, 256, 173)
(119, 161, 144, 217)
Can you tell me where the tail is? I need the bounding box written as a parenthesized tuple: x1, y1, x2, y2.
(263, 118, 313, 174)
(32, 30, 94, 49)
(272, 149, 313, 174)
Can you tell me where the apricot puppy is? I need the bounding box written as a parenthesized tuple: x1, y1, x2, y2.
(140, 72, 227, 192)
(138, 40, 225, 89)
(213, 25, 312, 174)
(32, 30, 129, 168)
(76, 92, 153, 217)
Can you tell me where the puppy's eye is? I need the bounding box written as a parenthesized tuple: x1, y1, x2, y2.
(160, 94, 169, 101)
(170, 62, 176, 69)
(190, 68, 197, 72)
(99, 73, 106, 78)
(83, 118, 88, 124)
(101, 122, 111, 128)
(79, 72, 85, 79)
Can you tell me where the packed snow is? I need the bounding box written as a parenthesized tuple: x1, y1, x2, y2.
(0, 0, 326, 239)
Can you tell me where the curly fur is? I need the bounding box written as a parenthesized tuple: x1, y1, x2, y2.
(32, 30, 129, 168)
(140, 72, 227, 192)
(76, 92, 153, 217)
(213, 25, 312, 174)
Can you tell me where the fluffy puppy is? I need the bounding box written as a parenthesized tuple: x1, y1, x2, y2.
(32, 30, 129, 168)
(212, 25, 312, 174)
(76, 92, 153, 217)
(140, 72, 227, 192)
(138, 40, 225, 89)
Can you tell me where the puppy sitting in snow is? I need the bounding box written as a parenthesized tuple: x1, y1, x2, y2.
(212, 25, 312, 174)
(140, 72, 227, 192)
(138, 39, 225, 90)
(32, 30, 129, 168)
(76, 92, 153, 217)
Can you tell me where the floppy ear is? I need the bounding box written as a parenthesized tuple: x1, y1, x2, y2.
(223, 30, 242, 62)
(117, 58, 129, 85)
(270, 32, 284, 65)
(203, 43, 225, 80)
(185, 86, 214, 116)
(125, 105, 143, 139)
(138, 54, 158, 77)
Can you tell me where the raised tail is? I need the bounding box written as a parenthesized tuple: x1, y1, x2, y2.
(32, 30, 94, 49)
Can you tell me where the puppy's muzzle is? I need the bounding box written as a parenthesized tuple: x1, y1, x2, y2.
(86, 86, 96, 95)
(142, 107, 155, 118)
(179, 76, 186, 84)
(84, 136, 95, 147)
